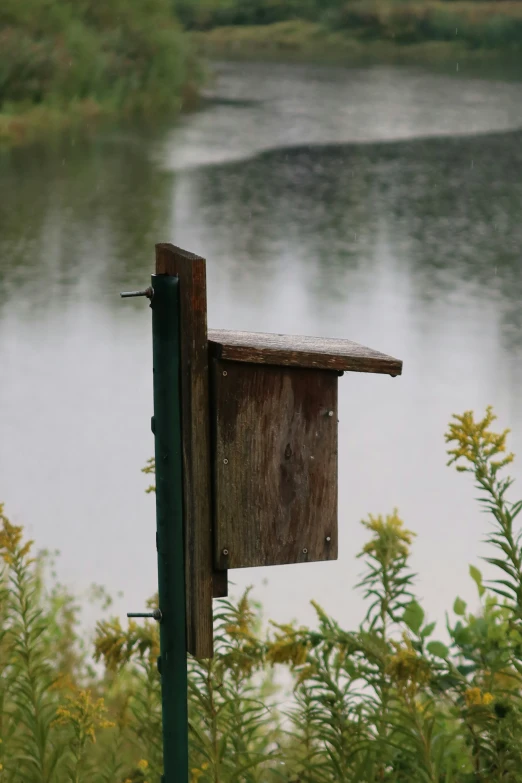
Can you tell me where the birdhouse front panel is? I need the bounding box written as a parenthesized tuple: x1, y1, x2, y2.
(211, 358, 339, 570)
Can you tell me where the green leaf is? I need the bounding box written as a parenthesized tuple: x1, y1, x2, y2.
(457, 664, 477, 676)
(427, 641, 449, 658)
(469, 565, 485, 597)
(453, 597, 467, 616)
(452, 624, 472, 646)
(421, 621, 436, 639)
(402, 600, 425, 634)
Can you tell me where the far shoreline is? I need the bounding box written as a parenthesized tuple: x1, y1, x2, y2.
(193, 21, 522, 83)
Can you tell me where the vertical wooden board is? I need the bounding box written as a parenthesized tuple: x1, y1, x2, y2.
(156, 244, 213, 659)
(213, 360, 338, 570)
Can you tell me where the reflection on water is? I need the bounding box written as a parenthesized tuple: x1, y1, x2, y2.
(1, 61, 522, 631)
(158, 61, 522, 169)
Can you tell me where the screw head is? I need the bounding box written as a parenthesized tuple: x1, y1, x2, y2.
(325, 536, 331, 543)
(302, 548, 308, 555)
(328, 410, 334, 417)
(223, 458, 229, 465)
(223, 371, 228, 376)
(223, 548, 229, 556)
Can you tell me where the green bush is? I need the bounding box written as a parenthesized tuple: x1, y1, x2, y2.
(329, 1, 522, 49)
(175, 0, 338, 29)
(0, 0, 195, 117)
(3, 406, 522, 780)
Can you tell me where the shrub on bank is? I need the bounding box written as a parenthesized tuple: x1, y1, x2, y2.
(331, 1, 522, 49)
(2, 407, 522, 780)
(0, 0, 196, 137)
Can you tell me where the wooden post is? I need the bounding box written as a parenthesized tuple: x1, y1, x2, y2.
(156, 243, 214, 659)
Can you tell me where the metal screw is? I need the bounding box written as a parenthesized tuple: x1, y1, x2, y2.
(302, 548, 308, 555)
(127, 608, 162, 622)
(223, 548, 229, 556)
(325, 536, 331, 543)
(328, 410, 334, 417)
(120, 286, 153, 300)
(223, 371, 228, 377)
(223, 458, 229, 465)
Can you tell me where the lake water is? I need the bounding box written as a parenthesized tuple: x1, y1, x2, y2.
(2, 61, 522, 634)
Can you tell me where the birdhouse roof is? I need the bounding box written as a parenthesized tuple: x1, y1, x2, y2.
(208, 329, 402, 376)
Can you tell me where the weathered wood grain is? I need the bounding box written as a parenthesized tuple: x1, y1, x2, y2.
(209, 329, 402, 376)
(155, 243, 213, 659)
(212, 359, 338, 570)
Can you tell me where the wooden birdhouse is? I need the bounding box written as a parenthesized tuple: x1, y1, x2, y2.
(208, 330, 401, 572)
(154, 244, 402, 659)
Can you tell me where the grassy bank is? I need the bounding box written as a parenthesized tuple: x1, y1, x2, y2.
(0, 0, 199, 146)
(192, 20, 510, 69)
(189, 1, 522, 71)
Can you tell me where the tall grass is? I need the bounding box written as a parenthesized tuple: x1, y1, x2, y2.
(2, 407, 522, 780)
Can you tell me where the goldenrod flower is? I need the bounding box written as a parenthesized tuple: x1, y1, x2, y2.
(465, 687, 494, 707)
(387, 636, 431, 697)
(446, 407, 513, 473)
(362, 510, 415, 562)
(267, 625, 309, 667)
(0, 508, 34, 564)
(52, 689, 114, 743)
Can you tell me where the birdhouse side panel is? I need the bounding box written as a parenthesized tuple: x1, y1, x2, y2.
(212, 360, 338, 570)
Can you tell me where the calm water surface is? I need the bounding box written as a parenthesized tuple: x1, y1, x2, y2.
(2, 61, 522, 631)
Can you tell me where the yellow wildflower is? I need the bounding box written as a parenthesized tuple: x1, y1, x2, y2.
(138, 759, 149, 771)
(362, 510, 415, 562)
(446, 407, 514, 473)
(465, 687, 494, 707)
(0, 508, 33, 564)
(267, 625, 309, 667)
(387, 635, 431, 697)
(52, 689, 115, 743)
(465, 687, 482, 706)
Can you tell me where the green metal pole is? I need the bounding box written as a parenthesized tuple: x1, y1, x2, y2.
(151, 274, 189, 783)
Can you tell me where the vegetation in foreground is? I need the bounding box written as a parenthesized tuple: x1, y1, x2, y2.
(2, 406, 522, 781)
(184, 0, 522, 69)
(0, 0, 198, 146)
